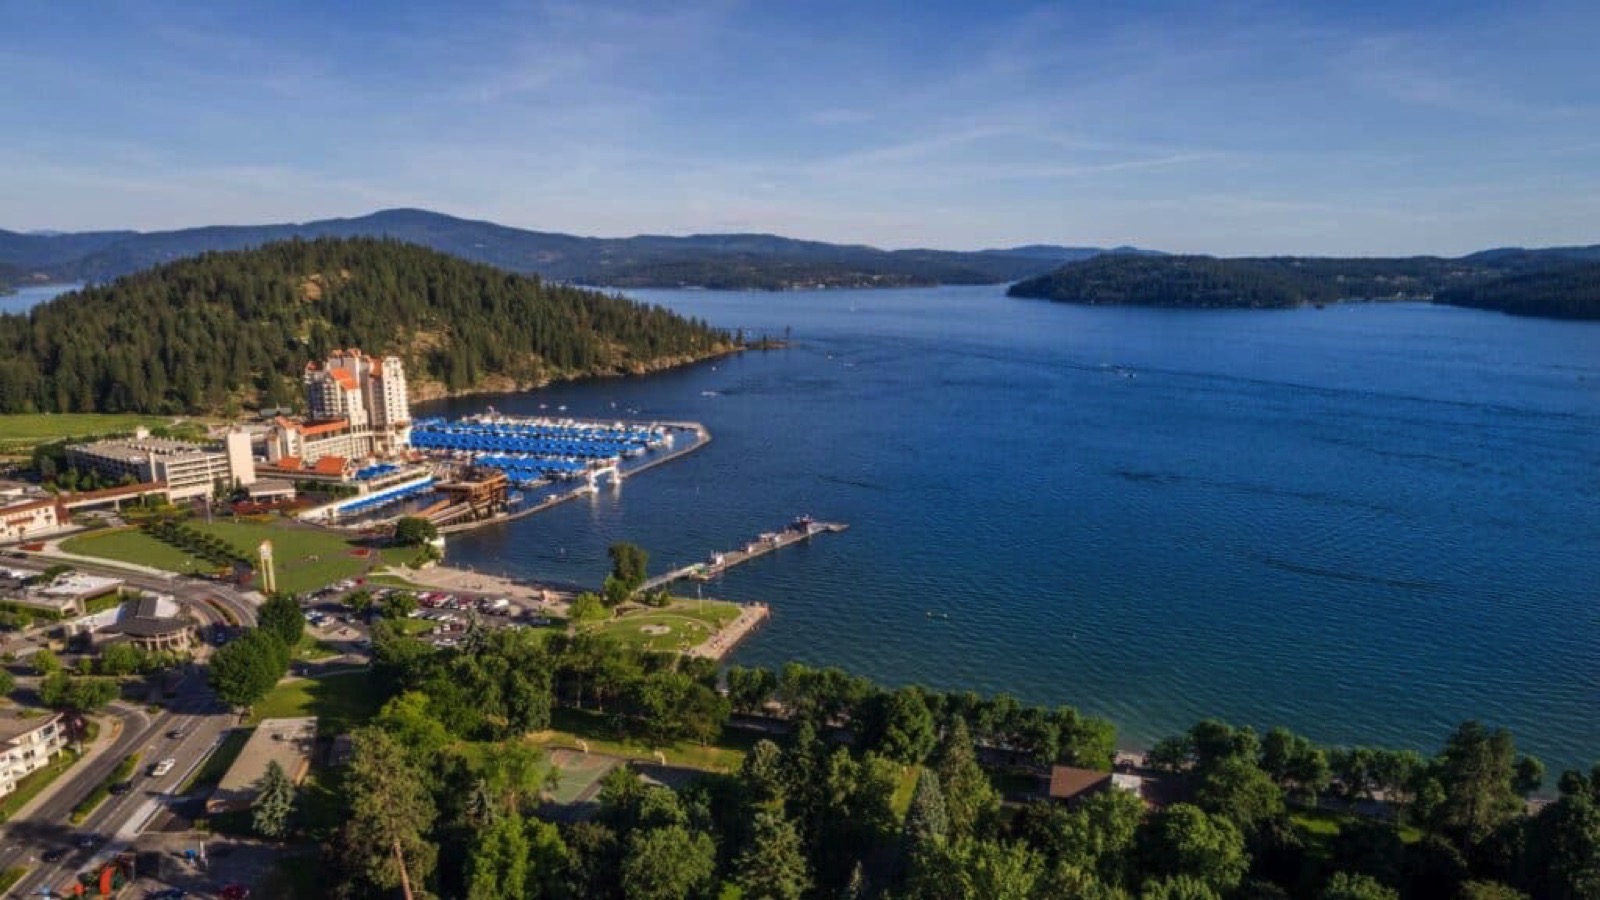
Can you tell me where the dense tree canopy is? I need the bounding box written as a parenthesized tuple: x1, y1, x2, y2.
(0, 237, 736, 414)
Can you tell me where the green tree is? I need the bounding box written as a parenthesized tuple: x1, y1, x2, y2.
(340, 727, 438, 899)
(208, 629, 289, 708)
(1424, 722, 1531, 848)
(621, 825, 716, 900)
(96, 642, 142, 677)
(382, 591, 419, 620)
(1194, 756, 1284, 830)
(394, 516, 439, 546)
(735, 809, 811, 900)
(1137, 804, 1247, 896)
(570, 591, 608, 623)
(257, 593, 305, 649)
(864, 686, 937, 765)
(914, 837, 1045, 900)
(0, 668, 13, 697)
(1458, 882, 1530, 900)
(1140, 875, 1221, 900)
(739, 739, 786, 805)
(608, 542, 649, 592)
(905, 768, 950, 853)
(375, 690, 452, 770)
(1317, 871, 1399, 900)
(466, 813, 531, 900)
(251, 759, 296, 838)
(935, 717, 999, 840)
(32, 647, 60, 676)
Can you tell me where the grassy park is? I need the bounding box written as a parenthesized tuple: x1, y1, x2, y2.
(63, 519, 375, 595)
(531, 707, 752, 773)
(0, 413, 177, 454)
(585, 600, 742, 653)
(249, 671, 383, 734)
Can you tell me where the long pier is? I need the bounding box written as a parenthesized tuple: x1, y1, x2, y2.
(640, 519, 848, 593)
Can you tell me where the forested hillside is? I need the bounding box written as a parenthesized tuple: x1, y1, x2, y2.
(0, 238, 737, 414)
(1007, 255, 1340, 308)
(1006, 254, 1507, 309)
(1434, 263, 1600, 320)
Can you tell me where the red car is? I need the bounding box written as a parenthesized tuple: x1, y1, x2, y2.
(218, 885, 251, 900)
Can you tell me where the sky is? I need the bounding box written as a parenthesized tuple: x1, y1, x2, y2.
(1, 0, 1597, 255)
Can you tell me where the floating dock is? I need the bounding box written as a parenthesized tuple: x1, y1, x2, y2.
(640, 518, 848, 593)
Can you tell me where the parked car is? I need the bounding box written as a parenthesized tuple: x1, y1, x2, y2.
(108, 781, 134, 796)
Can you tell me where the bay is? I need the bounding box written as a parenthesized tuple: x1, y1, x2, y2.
(429, 285, 1600, 773)
(0, 282, 83, 315)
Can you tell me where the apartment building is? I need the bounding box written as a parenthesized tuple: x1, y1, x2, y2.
(0, 711, 67, 798)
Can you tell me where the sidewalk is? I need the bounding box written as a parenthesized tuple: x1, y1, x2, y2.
(4, 709, 128, 824)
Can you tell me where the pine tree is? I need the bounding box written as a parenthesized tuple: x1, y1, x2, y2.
(735, 809, 811, 900)
(251, 759, 296, 838)
(936, 717, 999, 840)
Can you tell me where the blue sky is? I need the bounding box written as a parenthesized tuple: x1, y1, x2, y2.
(2, 0, 1596, 254)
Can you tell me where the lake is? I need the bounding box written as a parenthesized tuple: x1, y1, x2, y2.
(0, 282, 83, 315)
(429, 286, 1598, 772)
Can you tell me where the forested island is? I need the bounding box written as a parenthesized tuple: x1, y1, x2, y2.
(0, 238, 738, 415)
(1433, 263, 1600, 320)
(189, 594, 1598, 900)
(1008, 250, 1600, 318)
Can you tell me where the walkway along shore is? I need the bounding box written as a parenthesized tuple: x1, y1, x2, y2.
(689, 602, 769, 660)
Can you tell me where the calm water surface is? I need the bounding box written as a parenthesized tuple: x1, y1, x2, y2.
(431, 286, 1600, 772)
(0, 282, 81, 315)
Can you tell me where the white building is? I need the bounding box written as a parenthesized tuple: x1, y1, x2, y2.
(268, 349, 412, 463)
(0, 497, 66, 542)
(67, 429, 256, 501)
(0, 711, 67, 798)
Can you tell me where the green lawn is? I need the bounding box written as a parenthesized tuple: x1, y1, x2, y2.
(586, 600, 742, 653)
(529, 707, 751, 773)
(189, 521, 371, 595)
(0, 747, 83, 822)
(295, 637, 345, 660)
(0, 866, 26, 894)
(390, 617, 436, 637)
(250, 671, 382, 734)
(64, 519, 377, 595)
(1291, 807, 1425, 846)
(891, 764, 923, 820)
(0, 413, 177, 453)
(182, 728, 252, 794)
(61, 528, 220, 576)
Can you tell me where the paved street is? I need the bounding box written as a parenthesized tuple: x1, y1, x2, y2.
(0, 680, 235, 899)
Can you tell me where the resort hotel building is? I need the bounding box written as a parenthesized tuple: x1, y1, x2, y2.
(266, 349, 412, 464)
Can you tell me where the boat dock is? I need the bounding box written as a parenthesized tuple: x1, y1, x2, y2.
(639, 517, 848, 593)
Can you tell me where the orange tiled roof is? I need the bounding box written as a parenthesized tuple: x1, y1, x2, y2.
(330, 369, 358, 390)
(299, 419, 349, 437)
(312, 456, 347, 476)
(272, 457, 304, 471)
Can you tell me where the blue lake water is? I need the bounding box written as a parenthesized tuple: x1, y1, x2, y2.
(431, 286, 1598, 772)
(0, 282, 82, 315)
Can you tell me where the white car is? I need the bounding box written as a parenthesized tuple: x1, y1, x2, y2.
(150, 758, 176, 777)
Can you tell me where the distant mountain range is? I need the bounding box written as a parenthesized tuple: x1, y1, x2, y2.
(0, 208, 1141, 291)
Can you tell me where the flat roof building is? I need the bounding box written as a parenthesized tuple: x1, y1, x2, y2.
(67, 429, 255, 501)
(207, 717, 317, 813)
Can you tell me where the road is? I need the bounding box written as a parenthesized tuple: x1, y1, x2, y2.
(0, 679, 235, 899)
(0, 554, 259, 662)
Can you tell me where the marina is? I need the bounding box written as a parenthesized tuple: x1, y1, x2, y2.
(639, 517, 849, 593)
(372, 413, 713, 533)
